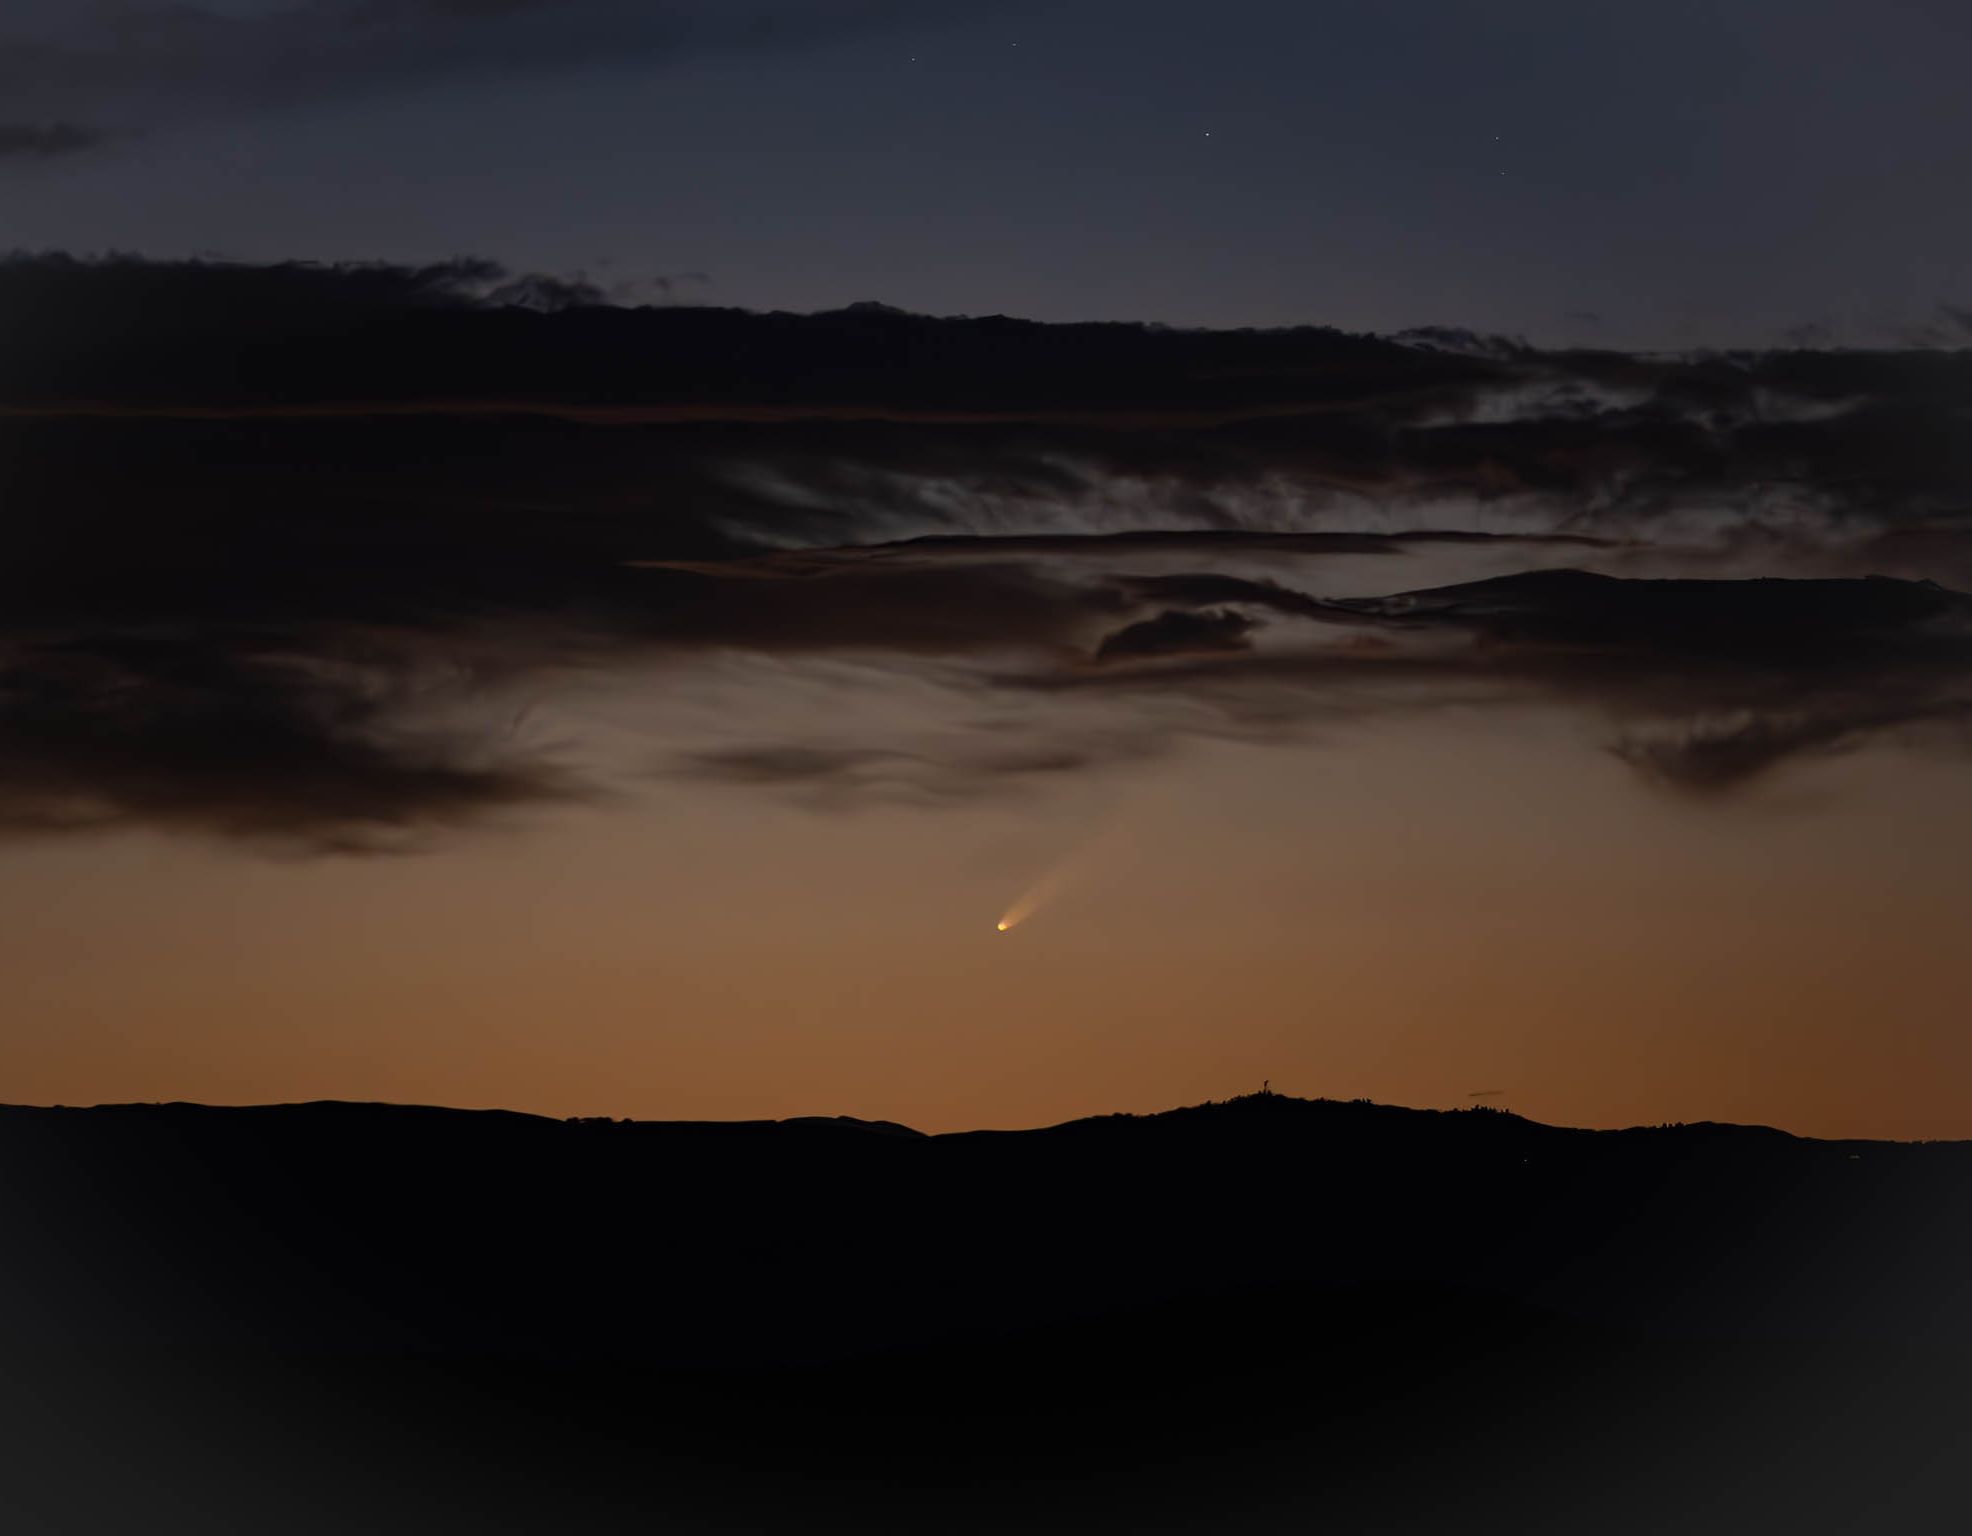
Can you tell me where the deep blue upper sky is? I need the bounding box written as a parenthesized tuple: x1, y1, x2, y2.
(5, 0, 1968, 345)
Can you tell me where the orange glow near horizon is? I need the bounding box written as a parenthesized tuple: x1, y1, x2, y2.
(4, 711, 1971, 1142)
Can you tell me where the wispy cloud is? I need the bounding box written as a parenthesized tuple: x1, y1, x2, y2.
(3, 254, 1970, 845)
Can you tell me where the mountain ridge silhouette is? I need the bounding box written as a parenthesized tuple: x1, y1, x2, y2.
(4, 1089, 1967, 1532)
(10, 1087, 1950, 1144)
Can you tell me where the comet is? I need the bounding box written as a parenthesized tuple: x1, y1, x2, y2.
(991, 782, 1165, 936)
(993, 857, 1079, 934)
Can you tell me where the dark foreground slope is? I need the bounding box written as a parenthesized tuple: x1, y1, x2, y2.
(1, 1093, 1967, 1534)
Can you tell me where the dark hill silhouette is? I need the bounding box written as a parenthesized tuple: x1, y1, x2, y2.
(2, 1092, 1967, 1533)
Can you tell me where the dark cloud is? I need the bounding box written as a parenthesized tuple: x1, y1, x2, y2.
(5, 254, 1972, 841)
(673, 738, 1125, 809)
(678, 745, 913, 787)
(1115, 573, 1338, 622)
(650, 561, 1972, 795)
(0, 634, 571, 853)
(626, 555, 1121, 656)
(0, 2, 931, 149)
(0, 253, 1475, 416)
(0, 121, 105, 158)
(871, 530, 1618, 560)
(1059, 569, 1972, 791)
(1612, 703, 1966, 794)
(1780, 320, 1837, 350)
(1392, 327, 1534, 360)
(1096, 609, 1256, 664)
(1326, 569, 1971, 667)
(8, 254, 1968, 548)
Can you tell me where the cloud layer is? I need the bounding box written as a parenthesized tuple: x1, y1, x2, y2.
(5, 254, 1971, 847)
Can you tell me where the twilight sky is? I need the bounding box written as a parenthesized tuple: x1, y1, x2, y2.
(5, 0, 1972, 345)
(4, 4, 1972, 1138)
